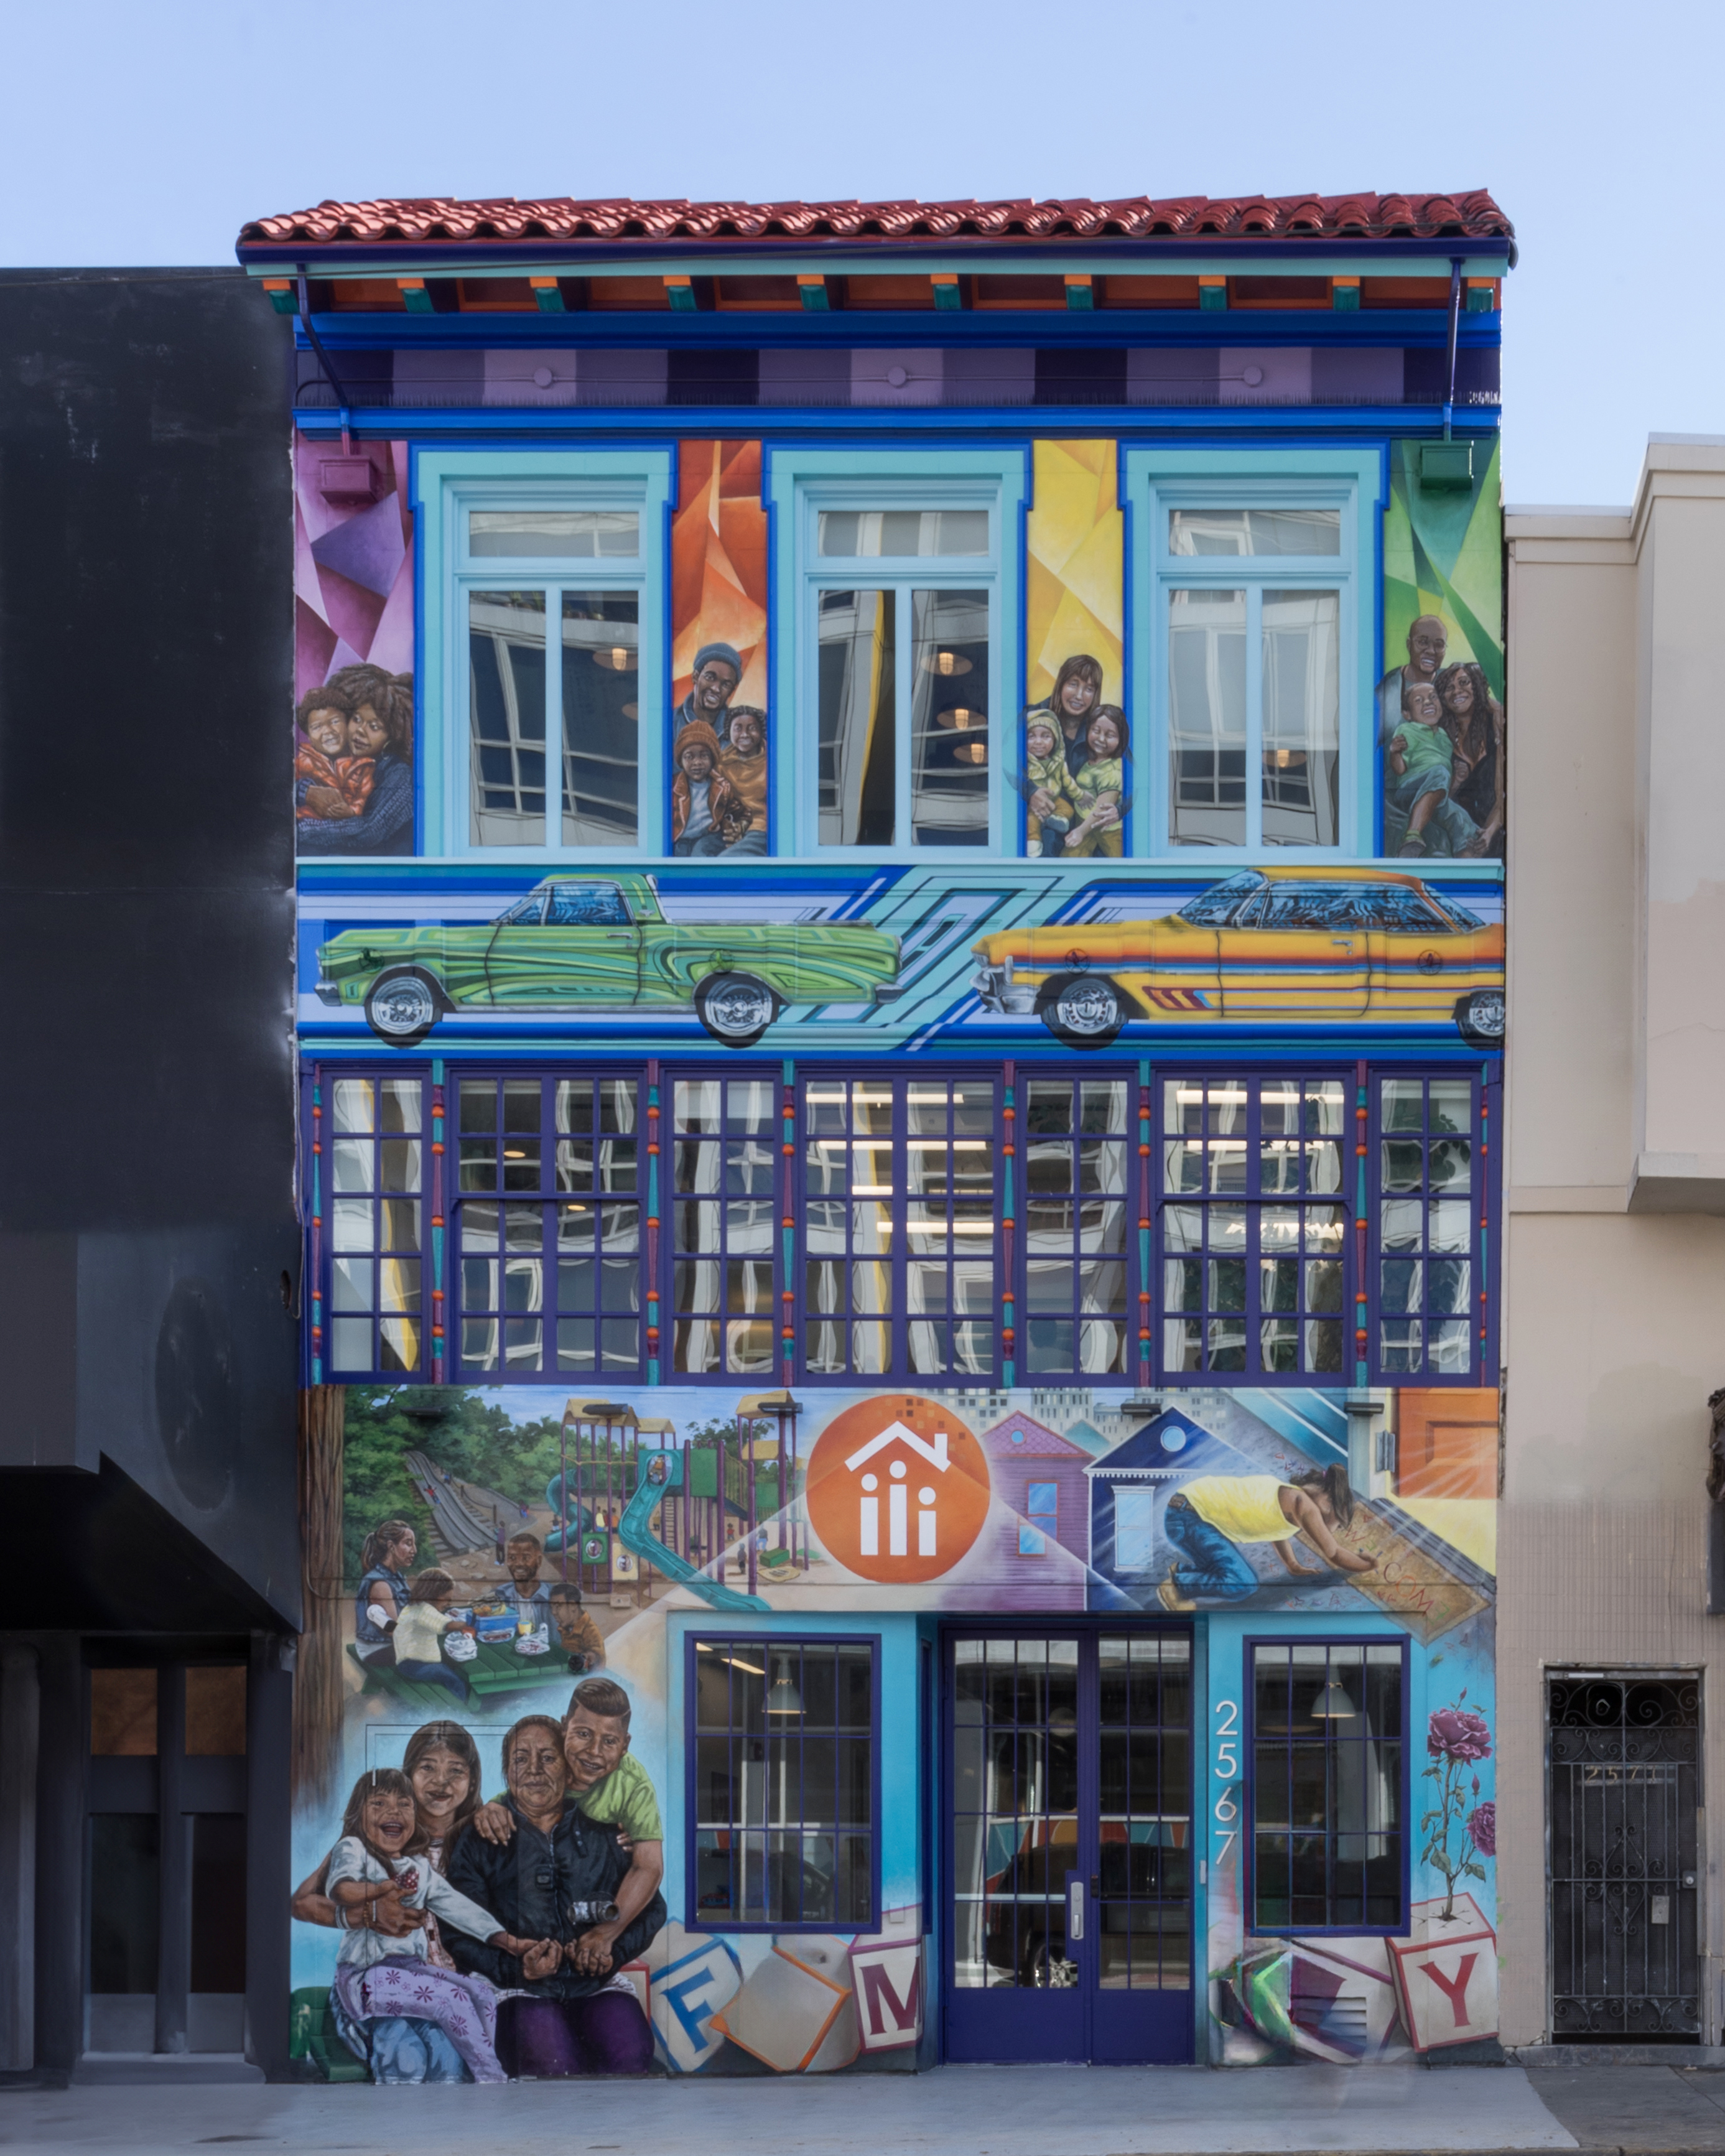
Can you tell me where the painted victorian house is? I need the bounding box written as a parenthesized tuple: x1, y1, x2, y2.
(249, 192, 1512, 2076)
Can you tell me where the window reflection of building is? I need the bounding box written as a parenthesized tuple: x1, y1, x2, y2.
(672, 1079, 778, 1378)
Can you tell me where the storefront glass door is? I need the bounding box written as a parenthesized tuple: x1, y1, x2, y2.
(943, 1628, 1193, 2064)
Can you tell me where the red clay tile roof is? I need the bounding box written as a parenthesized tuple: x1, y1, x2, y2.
(238, 191, 1512, 252)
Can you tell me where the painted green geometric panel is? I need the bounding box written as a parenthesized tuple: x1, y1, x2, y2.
(1385, 439, 1503, 703)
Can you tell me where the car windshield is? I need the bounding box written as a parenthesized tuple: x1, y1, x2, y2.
(1178, 875, 1266, 927)
(1257, 886, 1377, 931)
(495, 892, 547, 926)
(546, 883, 630, 927)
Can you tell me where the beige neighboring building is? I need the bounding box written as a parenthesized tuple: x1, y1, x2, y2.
(1501, 439, 1725, 2050)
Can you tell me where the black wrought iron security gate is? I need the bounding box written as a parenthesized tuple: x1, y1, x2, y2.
(1548, 1673, 1700, 2041)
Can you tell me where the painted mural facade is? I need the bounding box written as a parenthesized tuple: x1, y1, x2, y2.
(291, 1383, 1497, 2076)
(279, 220, 1507, 2078)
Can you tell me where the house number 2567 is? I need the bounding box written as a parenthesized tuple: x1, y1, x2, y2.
(1213, 1698, 1240, 1868)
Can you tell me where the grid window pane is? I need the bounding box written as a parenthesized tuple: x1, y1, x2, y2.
(1375, 1075, 1479, 1380)
(455, 1075, 644, 1379)
(1168, 587, 1246, 847)
(1023, 1077, 1130, 1377)
(323, 1074, 425, 1374)
(561, 590, 639, 846)
(692, 1640, 874, 1928)
(952, 1637, 1081, 1989)
(1096, 1635, 1192, 1988)
(672, 1079, 779, 1377)
(803, 1077, 995, 1382)
(1250, 1642, 1404, 1931)
(1261, 590, 1339, 847)
(469, 590, 547, 845)
(1158, 1076, 1346, 1382)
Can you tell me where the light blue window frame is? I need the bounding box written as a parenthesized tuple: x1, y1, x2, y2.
(767, 447, 1028, 860)
(1124, 448, 1385, 861)
(416, 448, 673, 858)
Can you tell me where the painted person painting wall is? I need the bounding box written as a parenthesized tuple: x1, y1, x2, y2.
(290, 1381, 1497, 2078)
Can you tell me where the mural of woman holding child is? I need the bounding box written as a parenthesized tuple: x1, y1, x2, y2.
(295, 662, 415, 857)
(1016, 654, 1132, 857)
(292, 1685, 664, 2083)
(1379, 616, 1505, 859)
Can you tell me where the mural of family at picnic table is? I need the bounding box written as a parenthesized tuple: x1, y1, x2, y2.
(291, 1380, 1498, 2080)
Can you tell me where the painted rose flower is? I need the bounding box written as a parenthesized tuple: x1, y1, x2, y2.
(1467, 1801, 1496, 1857)
(1428, 1707, 1493, 1764)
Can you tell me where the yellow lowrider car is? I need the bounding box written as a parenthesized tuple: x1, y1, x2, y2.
(970, 868, 1505, 1048)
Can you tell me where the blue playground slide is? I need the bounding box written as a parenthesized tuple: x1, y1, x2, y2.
(616, 1451, 767, 1614)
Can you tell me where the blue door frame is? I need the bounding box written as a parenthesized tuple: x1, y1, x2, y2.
(940, 1620, 1194, 2065)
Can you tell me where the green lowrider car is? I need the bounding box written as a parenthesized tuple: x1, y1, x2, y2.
(315, 872, 903, 1047)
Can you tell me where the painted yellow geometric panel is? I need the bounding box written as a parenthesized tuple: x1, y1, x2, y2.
(1025, 440, 1123, 708)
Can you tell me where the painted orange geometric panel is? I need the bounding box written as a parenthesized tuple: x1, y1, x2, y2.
(1397, 1389, 1499, 1499)
(672, 440, 768, 709)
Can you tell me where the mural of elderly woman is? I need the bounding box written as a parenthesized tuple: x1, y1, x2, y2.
(1435, 661, 1505, 856)
(1156, 1464, 1377, 1610)
(296, 666, 414, 857)
(445, 1713, 663, 2077)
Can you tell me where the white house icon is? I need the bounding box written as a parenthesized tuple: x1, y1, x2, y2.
(844, 1422, 949, 1559)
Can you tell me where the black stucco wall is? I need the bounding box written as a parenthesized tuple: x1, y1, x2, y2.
(0, 267, 299, 1627)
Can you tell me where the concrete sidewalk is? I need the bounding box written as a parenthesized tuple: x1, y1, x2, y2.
(14, 2061, 1725, 2156)
(0, 2061, 1592, 2156)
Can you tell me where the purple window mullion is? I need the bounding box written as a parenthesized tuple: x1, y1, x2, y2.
(309, 1064, 324, 1385)
(430, 1062, 446, 1381)
(1354, 1061, 1370, 1387)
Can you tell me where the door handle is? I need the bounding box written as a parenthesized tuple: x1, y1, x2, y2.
(1067, 1879, 1084, 1943)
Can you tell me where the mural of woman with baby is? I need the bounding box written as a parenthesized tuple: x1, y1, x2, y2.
(295, 663, 415, 857)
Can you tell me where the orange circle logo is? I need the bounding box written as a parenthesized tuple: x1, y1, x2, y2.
(804, 1396, 990, 1583)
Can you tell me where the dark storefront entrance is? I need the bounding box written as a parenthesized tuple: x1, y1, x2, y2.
(942, 1627, 1194, 2064)
(85, 1660, 250, 2056)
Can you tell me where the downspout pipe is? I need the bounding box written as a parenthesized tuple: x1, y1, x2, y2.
(296, 266, 353, 453)
(1443, 254, 1463, 441)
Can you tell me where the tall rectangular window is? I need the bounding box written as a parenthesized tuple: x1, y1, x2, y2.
(460, 501, 647, 852)
(327, 1074, 425, 1374)
(802, 1075, 996, 1382)
(1021, 1074, 1132, 1377)
(1147, 483, 1357, 855)
(1158, 1075, 1347, 1383)
(811, 502, 997, 853)
(690, 1637, 876, 1930)
(1375, 1073, 1479, 1380)
(453, 1073, 643, 1379)
(1249, 1640, 1405, 1933)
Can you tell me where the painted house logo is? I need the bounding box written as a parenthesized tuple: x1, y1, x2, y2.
(804, 1397, 990, 1584)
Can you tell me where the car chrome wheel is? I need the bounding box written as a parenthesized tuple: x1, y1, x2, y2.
(1456, 987, 1506, 1044)
(695, 973, 778, 1046)
(365, 971, 439, 1043)
(1039, 974, 1125, 1050)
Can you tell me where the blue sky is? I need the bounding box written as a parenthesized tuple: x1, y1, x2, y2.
(2, 0, 1712, 504)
